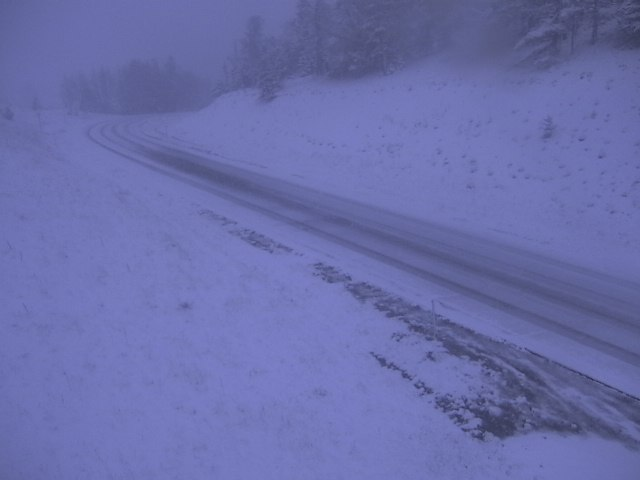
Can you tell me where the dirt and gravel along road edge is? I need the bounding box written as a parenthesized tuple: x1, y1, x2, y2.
(199, 206, 640, 448)
(313, 263, 640, 446)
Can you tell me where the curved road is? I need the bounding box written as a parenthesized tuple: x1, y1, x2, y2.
(88, 119, 640, 387)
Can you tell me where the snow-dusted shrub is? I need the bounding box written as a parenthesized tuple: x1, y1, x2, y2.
(258, 74, 282, 102)
(2, 106, 14, 121)
(541, 115, 556, 139)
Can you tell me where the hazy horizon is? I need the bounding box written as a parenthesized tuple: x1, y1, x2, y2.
(0, 0, 296, 107)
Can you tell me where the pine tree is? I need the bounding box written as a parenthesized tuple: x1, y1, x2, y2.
(312, 0, 333, 74)
(617, 0, 640, 46)
(163, 56, 180, 112)
(291, 0, 332, 76)
(331, 0, 409, 77)
(293, 0, 316, 75)
(238, 15, 267, 88)
(489, 0, 538, 45)
(515, 18, 564, 68)
(589, 0, 601, 44)
(258, 38, 288, 101)
(509, 0, 589, 68)
(559, 1, 586, 53)
(393, 0, 434, 61)
(93, 68, 118, 113)
(61, 75, 80, 114)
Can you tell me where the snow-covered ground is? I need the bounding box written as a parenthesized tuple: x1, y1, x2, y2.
(165, 48, 640, 281)
(2, 48, 640, 478)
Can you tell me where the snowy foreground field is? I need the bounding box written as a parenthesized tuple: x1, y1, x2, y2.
(2, 50, 640, 478)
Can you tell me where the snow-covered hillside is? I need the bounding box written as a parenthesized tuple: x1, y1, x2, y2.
(2, 49, 640, 479)
(166, 48, 640, 280)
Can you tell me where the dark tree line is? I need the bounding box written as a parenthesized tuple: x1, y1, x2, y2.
(618, 0, 640, 47)
(219, 0, 435, 97)
(57, 1, 640, 109)
(61, 57, 210, 114)
(492, 0, 639, 68)
(217, 0, 640, 99)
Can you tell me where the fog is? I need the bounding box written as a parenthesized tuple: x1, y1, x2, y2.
(0, 0, 296, 106)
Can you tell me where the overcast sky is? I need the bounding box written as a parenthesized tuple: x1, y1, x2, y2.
(0, 0, 296, 106)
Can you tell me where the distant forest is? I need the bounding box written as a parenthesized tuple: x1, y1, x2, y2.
(219, 0, 640, 101)
(60, 57, 210, 114)
(61, 0, 640, 112)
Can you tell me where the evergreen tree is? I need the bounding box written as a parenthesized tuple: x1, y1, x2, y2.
(330, 0, 438, 77)
(61, 75, 81, 114)
(220, 14, 291, 99)
(258, 38, 288, 101)
(293, 0, 316, 75)
(617, 0, 640, 46)
(118, 59, 159, 113)
(331, 0, 402, 76)
(431, 0, 493, 56)
(291, 0, 332, 76)
(589, 0, 601, 43)
(211, 0, 628, 93)
(493, 0, 617, 66)
(506, 0, 590, 68)
(515, 17, 564, 68)
(238, 15, 267, 88)
(162, 56, 180, 112)
(394, 0, 434, 61)
(559, 1, 586, 53)
(93, 68, 118, 113)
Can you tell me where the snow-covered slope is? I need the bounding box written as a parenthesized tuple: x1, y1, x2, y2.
(2, 50, 640, 478)
(167, 48, 640, 279)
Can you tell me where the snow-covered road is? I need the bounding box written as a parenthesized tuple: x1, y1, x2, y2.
(88, 118, 640, 395)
